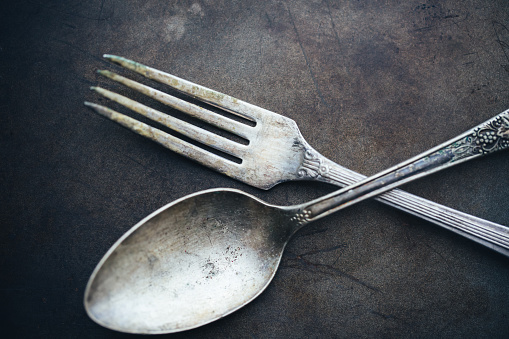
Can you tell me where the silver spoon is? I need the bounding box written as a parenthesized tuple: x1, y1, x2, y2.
(85, 110, 509, 334)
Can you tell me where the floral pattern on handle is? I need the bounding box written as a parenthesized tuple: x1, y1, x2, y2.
(450, 112, 509, 162)
(297, 150, 330, 179)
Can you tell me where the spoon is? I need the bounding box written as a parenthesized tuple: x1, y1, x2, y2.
(85, 110, 509, 334)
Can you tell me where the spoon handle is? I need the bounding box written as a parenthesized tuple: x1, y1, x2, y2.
(297, 109, 509, 226)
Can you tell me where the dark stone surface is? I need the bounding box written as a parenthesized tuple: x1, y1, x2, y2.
(1, 0, 508, 337)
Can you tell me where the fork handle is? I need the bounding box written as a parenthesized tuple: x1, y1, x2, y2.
(304, 152, 509, 256)
(296, 110, 509, 256)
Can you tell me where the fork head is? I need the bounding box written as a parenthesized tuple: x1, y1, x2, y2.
(86, 55, 312, 190)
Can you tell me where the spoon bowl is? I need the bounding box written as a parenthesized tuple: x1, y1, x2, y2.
(84, 188, 297, 334)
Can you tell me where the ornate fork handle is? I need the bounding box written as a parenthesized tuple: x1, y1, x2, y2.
(89, 55, 509, 257)
(298, 111, 509, 256)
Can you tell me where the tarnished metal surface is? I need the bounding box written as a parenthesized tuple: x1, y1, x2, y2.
(85, 189, 294, 334)
(85, 112, 507, 333)
(88, 56, 509, 255)
(2, 0, 509, 337)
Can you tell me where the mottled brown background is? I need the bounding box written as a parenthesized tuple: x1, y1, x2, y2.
(1, 0, 509, 338)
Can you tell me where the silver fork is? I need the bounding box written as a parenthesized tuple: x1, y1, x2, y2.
(85, 55, 509, 257)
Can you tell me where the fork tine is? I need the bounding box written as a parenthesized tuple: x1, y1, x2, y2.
(90, 87, 245, 158)
(84, 101, 240, 172)
(103, 54, 265, 121)
(97, 70, 252, 139)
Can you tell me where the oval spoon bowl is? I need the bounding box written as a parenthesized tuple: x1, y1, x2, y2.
(84, 188, 296, 334)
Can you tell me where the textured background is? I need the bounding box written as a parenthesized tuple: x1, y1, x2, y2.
(1, 0, 509, 337)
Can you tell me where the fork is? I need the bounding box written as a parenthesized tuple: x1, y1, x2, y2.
(85, 55, 509, 257)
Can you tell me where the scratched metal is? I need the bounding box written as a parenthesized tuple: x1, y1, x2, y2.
(87, 55, 509, 255)
(1, 0, 509, 338)
(85, 111, 508, 333)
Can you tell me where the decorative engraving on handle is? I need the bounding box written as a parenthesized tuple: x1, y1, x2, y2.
(449, 112, 509, 162)
(297, 150, 330, 178)
(290, 210, 312, 225)
(297, 149, 362, 186)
